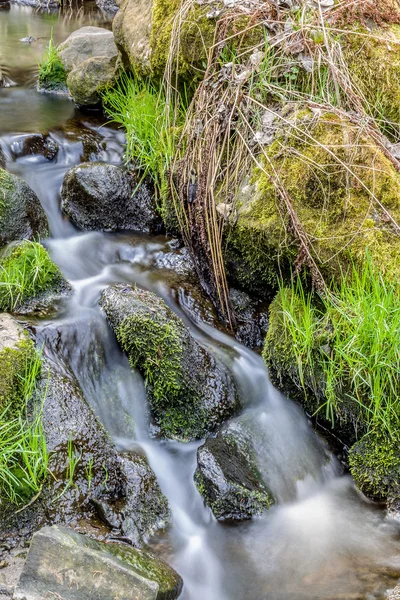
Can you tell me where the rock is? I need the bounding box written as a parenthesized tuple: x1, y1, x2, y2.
(195, 421, 273, 520)
(67, 55, 118, 107)
(58, 27, 118, 74)
(11, 134, 59, 161)
(0, 169, 48, 248)
(230, 288, 269, 349)
(14, 526, 183, 600)
(19, 36, 36, 43)
(95, 0, 119, 14)
(388, 584, 400, 599)
(0, 241, 69, 315)
(100, 284, 240, 440)
(113, 0, 153, 74)
(348, 430, 400, 508)
(61, 162, 159, 232)
(0, 314, 36, 418)
(225, 107, 400, 295)
(38, 366, 170, 544)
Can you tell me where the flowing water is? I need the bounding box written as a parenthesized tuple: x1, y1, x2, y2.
(2, 8, 400, 599)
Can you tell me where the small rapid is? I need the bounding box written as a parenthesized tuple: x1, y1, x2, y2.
(2, 19, 400, 596)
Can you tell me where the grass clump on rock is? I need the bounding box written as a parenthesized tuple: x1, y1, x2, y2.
(0, 240, 63, 312)
(38, 34, 67, 92)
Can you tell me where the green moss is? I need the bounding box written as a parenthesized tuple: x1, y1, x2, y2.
(349, 430, 400, 501)
(343, 25, 400, 136)
(0, 240, 63, 311)
(227, 109, 400, 295)
(0, 170, 13, 226)
(0, 336, 37, 419)
(150, 0, 263, 80)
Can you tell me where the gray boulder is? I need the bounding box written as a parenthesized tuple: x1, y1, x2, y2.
(195, 421, 274, 521)
(61, 162, 159, 232)
(58, 27, 118, 73)
(0, 145, 5, 168)
(100, 284, 240, 440)
(14, 526, 183, 600)
(67, 55, 117, 106)
(96, 0, 119, 15)
(0, 169, 48, 247)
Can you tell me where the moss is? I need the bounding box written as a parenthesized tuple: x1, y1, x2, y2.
(0, 241, 63, 312)
(343, 24, 400, 134)
(150, 0, 264, 80)
(0, 169, 13, 226)
(0, 336, 37, 419)
(349, 430, 400, 501)
(226, 109, 400, 295)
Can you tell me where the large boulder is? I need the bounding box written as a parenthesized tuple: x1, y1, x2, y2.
(113, 0, 263, 78)
(225, 108, 400, 296)
(14, 526, 183, 600)
(57, 27, 119, 106)
(61, 162, 159, 232)
(0, 169, 48, 248)
(100, 284, 240, 440)
(195, 421, 273, 520)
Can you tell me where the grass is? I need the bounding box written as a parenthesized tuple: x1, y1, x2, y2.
(0, 240, 62, 311)
(38, 31, 66, 91)
(0, 350, 49, 505)
(271, 256, 400, 435)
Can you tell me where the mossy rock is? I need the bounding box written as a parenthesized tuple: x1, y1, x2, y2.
(66, 56, 118, 107)
(195, 421, 274, 520)
(343, 24, 400, 134)
(114, 0, 264, 80)
(0, 313, 38, 419)
(349, 430, 400, 504)
(225, 108, 400, 296)
(0, 240, 69, 315)
(0, 169, 49, 248)
(100, 284, 240, 440)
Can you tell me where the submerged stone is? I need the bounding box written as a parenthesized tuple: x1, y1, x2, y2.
(0, 169, 48, 248)
(14, 526, 183, 600)
(100, 284, 240, 440)
(195, 421, 274, 521)
(61, 162, 159, 232)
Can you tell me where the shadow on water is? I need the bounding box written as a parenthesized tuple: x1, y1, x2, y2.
(1, 37, 400, 599)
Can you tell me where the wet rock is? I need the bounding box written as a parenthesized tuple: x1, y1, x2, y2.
(39, 365, 170, 544)
(230, 288, 269, 349)
(11, 134, 59, 161)
(195, 421, 273, 521)
(54, 118, 114, 163)
(19, 36, 36, 44)
(58, 27, 118, 74)
(0, 241, 70, 315)
(0, 146, 5, 169)
(67, 55, 118, 107)
(0, 169, 48, 248)
(0, 314, 36, 418)
(61, 162, 159, 232)
(14, 526, 183, 600)
(100, 284, 240, 440)
(96, 0, 119, 15)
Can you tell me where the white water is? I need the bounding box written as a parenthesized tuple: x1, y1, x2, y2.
(2, 93, 400, 599)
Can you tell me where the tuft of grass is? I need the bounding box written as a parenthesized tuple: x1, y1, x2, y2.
(0, 240, 62, 312)
(268, 256, 400, 435)
(0, 350, 49, 505)
(38, 31, 66, 91)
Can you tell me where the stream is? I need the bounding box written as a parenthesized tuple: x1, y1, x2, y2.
(2, 5, 400, 599)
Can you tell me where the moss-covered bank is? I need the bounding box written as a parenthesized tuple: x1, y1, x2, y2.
(226, 108, 400, 296)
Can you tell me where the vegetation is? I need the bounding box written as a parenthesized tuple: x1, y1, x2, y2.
(102, 75, 184, 231)
(0, 349, 49, 505)
(0, 240, 63, 311)
(263, 257, 400, 437)
(38, 32, 66, 91)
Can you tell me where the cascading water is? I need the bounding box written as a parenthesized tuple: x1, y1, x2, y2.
(2, 11, 400, 597)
